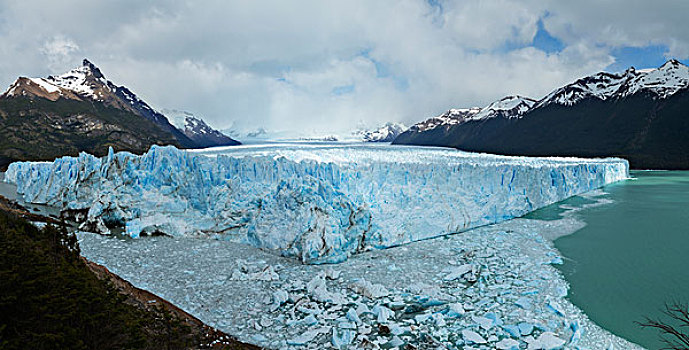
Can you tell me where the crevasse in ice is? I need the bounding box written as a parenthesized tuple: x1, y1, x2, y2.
(5, 144, 629, 263)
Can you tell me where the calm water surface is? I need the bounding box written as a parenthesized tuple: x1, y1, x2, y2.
(529, 171, 689, 349)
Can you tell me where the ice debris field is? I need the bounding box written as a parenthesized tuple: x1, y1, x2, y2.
(5, 144, 628, 264)
(3, 144, 638, 349)
(76, 192, 641, 349)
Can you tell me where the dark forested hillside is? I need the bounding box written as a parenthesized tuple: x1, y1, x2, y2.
(0, 205, 255, 350)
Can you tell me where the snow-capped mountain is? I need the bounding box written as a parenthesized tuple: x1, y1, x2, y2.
(353, 122, 408, 142)
(162, 109, 240, 148)
(2, 59, 184, 136)
(0, 59, 240, 168)
(535, 59, 689, 108)
(395, 59, 689, 169)
(409, 95, 535, 133)
(471, 95, 537, 120)
(409, 108, 481, 132)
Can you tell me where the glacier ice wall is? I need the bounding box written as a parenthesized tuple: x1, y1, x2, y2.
(5, 144, 628, 263)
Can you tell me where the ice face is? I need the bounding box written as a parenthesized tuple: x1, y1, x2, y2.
(5, 144, 629, 264)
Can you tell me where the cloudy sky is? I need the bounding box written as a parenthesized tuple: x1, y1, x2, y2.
(0, 1, 687, 136)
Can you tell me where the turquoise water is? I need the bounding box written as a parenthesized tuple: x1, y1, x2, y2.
(531, 171, 689, 349)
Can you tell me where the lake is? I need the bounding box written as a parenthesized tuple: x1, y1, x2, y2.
(528, 171, 689, 349)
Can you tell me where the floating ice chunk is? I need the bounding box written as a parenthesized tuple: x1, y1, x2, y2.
(332, 327, 356, 348)
(408, 282, 452, 300)
(372, 305, 394, 324)
(547, 300, 566, 317)
(485, 312, 503, 326)
(462, 329, 487, 344)
(570, 320, 582, 344)
(515, 296, 533, 310)
(297, 302, 322, 316)
(434, 314, 447, 327)
(355, 303, 371, 315)
(390, 324, 407, 336)
(443, 264, 474, 281)
(302, 314, 318, 326)
(307, 275, 347, 304)
(445, 303, 465, 318)
(270, 289, 288, 311)
(527, 332, 566, 350)
(497, 338, 521, 350)
(286, 328, 322, 346)
(249, 266, 279, 281)
(389, 336, 404, 347)
(414, 313, 432, 323)
(346, 308, 361, 325)
(518, 322, 534, 336)
(502, 325, 521, 338)
(472, 315, 494, 330)
(349, 279, 390, 299)
(325, 268, 341, 280)
(548, 257, 564, 265)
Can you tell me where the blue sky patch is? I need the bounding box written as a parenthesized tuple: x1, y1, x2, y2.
(532, 18, 565, 54)
(607, 45, 671, 72)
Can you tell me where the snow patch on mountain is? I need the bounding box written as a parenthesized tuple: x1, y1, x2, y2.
(4, 59, 107, 100)
(536, 59, 689, 108)
(410, 108, 481, 132)
(470, 95, 536, 120)
(409, 96, 535, 133)
(5, 144, 628, 264)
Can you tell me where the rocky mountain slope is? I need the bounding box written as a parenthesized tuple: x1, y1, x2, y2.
(0, 59, 238, 169)
(163, 109, 240, 148)
(394, 60, 689, 169)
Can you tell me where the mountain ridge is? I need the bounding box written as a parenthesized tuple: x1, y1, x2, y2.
(0, 59, 239, 168)
(394, 59, 689, 169)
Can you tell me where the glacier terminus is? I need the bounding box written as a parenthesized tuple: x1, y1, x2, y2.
(5, 143, 628, 264)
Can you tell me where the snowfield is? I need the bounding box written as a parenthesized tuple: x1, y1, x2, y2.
(5, 144, 628, 264)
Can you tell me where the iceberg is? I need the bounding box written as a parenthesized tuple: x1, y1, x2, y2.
(4, 144, 628, 264)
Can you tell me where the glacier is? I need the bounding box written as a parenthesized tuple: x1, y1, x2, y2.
(4, 144, 628, 264)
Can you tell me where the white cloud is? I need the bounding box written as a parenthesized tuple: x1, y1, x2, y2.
(0, 1, 684, 135)
(41, 35, 80, 71)
(542, 1, 689, 59)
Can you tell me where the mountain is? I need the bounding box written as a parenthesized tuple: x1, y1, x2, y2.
(0, 59, 228, 168)
(162, 109, 240, 148)
(393, 60, 689, 169)
(406, 96, 535, 134)
(353, 122, 408, 142)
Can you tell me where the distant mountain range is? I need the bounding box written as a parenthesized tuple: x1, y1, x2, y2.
(162, 109, 239, 148)
(0, 59, 239, 168)
(394, 59, 689, 169)
(222, 122, 408, 143)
